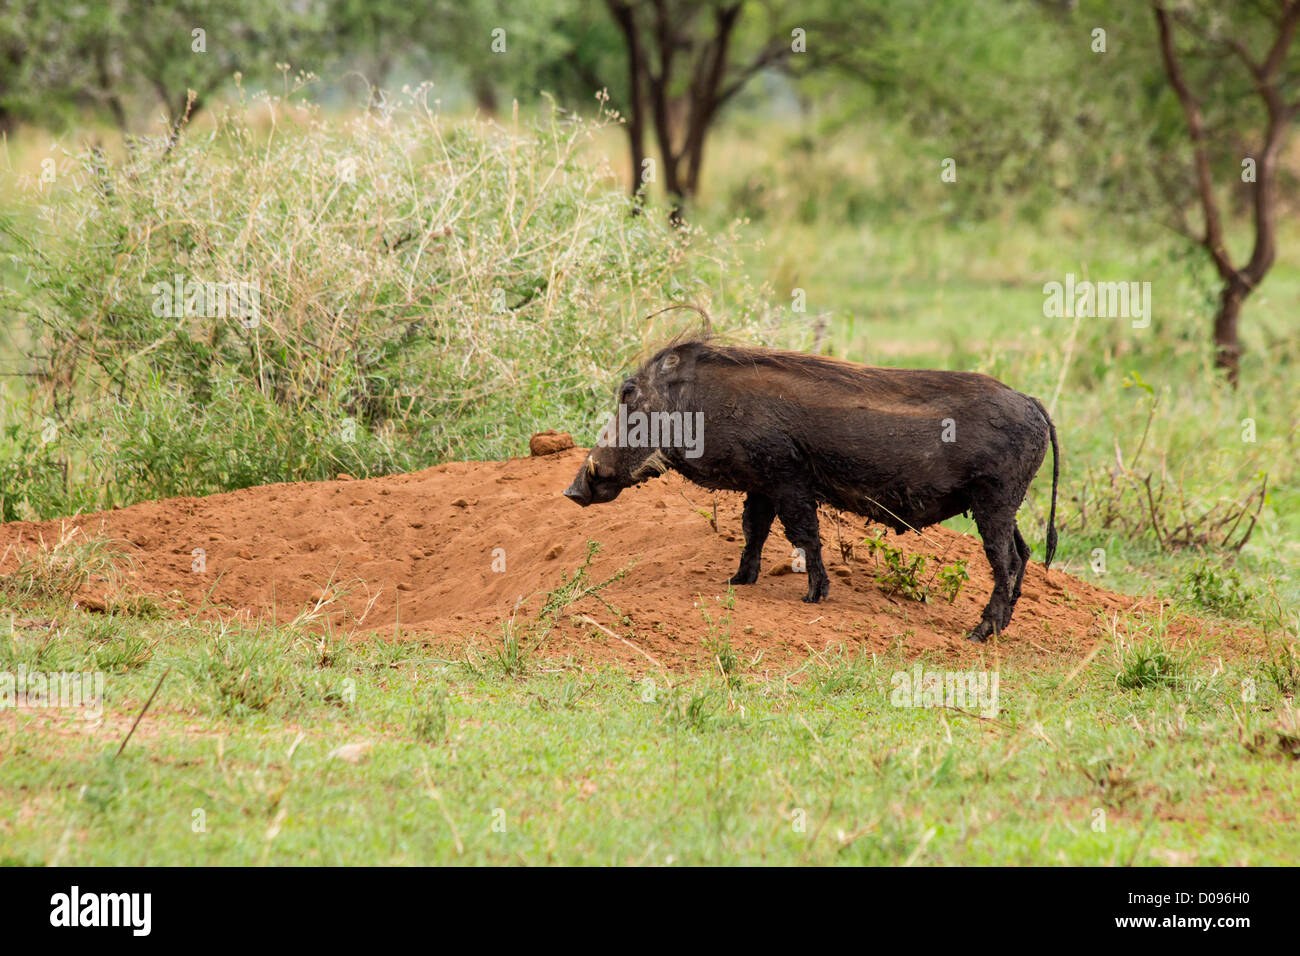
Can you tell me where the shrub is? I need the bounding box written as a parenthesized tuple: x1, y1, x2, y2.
(0, 86, 771, 518)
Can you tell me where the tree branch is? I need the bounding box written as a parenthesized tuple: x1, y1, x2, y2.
(1153, 2, 1237, 281)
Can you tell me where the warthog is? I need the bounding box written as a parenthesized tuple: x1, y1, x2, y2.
(563, 339, 1059, 642)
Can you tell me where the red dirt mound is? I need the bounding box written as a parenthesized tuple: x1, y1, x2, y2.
(0, 448, 1203, 668)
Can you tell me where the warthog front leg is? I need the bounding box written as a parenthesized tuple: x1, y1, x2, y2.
(729, 492, 776, 585)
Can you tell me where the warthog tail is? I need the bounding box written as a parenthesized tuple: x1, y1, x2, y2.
(1043, 407, 1059, 569)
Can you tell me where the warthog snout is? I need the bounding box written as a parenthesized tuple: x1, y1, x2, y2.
(563, 453, 628, 507)
(562, 475, 591, 506)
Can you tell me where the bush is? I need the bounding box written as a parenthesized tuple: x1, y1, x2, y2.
(0, 86, 771, 518)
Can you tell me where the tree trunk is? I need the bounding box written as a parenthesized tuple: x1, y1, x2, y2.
(681, 5, 740, 200)
(1213, 278, 1248, 386)
(609, 0, 770, 224)
(626, 121, 646, 211)
(471, 75, 498, 117)
(1153, 1, 1300, 389)
(665, 157, 686, 223)
(607, 1, 648, 203)
(95, 46, 130, 136)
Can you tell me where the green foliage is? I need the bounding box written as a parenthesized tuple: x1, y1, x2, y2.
(1115, 642, 1183, 690)
(1108, 610, 1190, 692)
(1177, 559, 1257, 618)
(0, 93, 766, 519)
(936, 559, 969, 604)
(701, 588, 740, 685)
(0, 412, 91, 523)
(486, 541, 627, 678)
(0, 0, 321, 134)
(862, 530, 967, 604)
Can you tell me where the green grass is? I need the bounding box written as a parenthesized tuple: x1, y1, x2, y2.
(1, 584, 1296, 866)
(3, 106, 1300, 866)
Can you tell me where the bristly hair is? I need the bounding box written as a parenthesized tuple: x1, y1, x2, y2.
(692, 344, 875, 388)
(631, 449, 672, 480)
(640, 303, 712, 340)
(634, 303, 714, 368)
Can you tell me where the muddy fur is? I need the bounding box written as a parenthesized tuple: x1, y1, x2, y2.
(564, 339, 1060, 642)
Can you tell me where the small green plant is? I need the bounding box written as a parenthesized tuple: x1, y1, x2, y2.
(301, 630, 350, 670)
(412, 686, 449, 745)
(861, 529, 966, 604)
(660, 688, 718, 733)
(189, 626, 298, 716)
(107, 593, 168, 619)
(879, 552, 929, 601)
(492, 617, 530, 679)
(489, 542, 627, 678)
(85, 617, 154, 672)
(809, 659, 865, 696)
(1261, 639, 1300, 698)
(1177, 559, 1256, 617)
(936, 559, 970, 603)
(701, 589, 740, 686)
(1116, 641, 1183, 690)
(863, 530, 928, 600)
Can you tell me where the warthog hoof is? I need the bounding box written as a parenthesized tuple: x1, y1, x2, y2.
(802, 577, 830, 603)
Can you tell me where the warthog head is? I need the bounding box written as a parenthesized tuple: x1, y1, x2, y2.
(562, 344, 694, 506)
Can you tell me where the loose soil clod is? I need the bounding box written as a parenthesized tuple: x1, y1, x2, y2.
(529, 430, 575, 456)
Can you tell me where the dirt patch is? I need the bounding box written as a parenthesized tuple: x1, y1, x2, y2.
(0, 448, 1225, 668)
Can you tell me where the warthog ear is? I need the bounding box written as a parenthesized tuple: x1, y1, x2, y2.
(649, 344, 698, 402)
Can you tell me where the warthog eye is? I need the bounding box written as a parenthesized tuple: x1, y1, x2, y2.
(619, 380, 636, 402)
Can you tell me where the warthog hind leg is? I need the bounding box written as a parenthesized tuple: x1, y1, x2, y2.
(776, 496, 830, 603)
(968, 508, 1024, 642)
